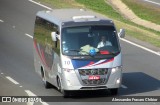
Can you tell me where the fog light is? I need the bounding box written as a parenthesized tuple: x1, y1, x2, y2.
(116, 78, 121, 84)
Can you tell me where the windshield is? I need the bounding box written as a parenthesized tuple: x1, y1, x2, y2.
(61, 25, 120, 56)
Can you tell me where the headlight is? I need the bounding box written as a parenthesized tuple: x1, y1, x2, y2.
(111, 66, 122, 74)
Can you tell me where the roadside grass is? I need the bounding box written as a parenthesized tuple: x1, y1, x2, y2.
(122, 0, 160, 25)
(75, 0, 125, 21)
(34, 0, 84, 8)
(34, 0, 160, 47)
(115, 20, 160, 47)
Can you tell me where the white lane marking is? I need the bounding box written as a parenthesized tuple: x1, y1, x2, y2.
(28, 0, 160, 57)
(42, 102, 49, 105)
(25, 90, 34, 105)
(6, 76, 19, 85)
(1, 73, 4, 74)
(120, 38, 160, 56)
(25, 33, 33, 39)
(144, 0, 160, 6)
(28, 0, 52, 10)
(0, 19, 4, 22)
(121, 84, 128, 89)
(25, 90, 49, 105)
(25, 90, 36, 96)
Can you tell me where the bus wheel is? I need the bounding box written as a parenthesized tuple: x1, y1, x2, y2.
(57, 77, 62, 92)
(41, 68, 51, 88)
(110, 88, 118, 96)
(57, 77, 70, 97)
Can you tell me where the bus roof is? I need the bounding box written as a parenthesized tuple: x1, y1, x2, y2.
(36, 9, 113, 26)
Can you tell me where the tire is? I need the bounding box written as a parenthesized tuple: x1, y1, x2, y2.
(57, 77, 70, 97)
(110, 88, 118, 96)
(41, 69, 51, 88)
(63, 90, 70, 98)
(57, 77, 62, 92)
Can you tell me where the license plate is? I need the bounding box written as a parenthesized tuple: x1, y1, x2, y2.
(88, 75, 100, 80)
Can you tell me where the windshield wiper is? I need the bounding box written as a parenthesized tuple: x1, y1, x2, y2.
(66, 49, 79, 52)
(64, 49, 94, 56)
(64, 49, 88, 53)
(64, 49, 80, 52)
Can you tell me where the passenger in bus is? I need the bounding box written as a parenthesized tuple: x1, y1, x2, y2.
(97, 36, 112, 48)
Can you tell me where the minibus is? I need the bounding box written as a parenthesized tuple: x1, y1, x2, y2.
(33, 9, 125, 96)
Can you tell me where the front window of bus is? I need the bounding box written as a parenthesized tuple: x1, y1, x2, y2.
(61, 25, 120, 56)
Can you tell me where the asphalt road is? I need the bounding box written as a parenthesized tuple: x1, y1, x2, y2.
(0, 0, 160, 105)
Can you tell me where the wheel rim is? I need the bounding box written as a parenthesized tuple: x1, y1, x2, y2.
(57, 78, 63, 93)
(42, 71, 47, 85)
(42, 76, 46, 85)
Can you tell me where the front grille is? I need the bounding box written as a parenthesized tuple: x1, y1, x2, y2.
(82, 78, 107, 85)
(79, 68, 108, 76)
(77, 68, 109, 85)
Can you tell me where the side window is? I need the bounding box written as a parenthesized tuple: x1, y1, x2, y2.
(34, 17, 53, 46)
(34, 16, 60, 55)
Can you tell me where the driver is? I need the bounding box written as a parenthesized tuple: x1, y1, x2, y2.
(97, 36, 112, 48)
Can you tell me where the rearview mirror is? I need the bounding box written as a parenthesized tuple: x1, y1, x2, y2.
(118, 29, 125, 38)
(51, 32, 57, 41)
